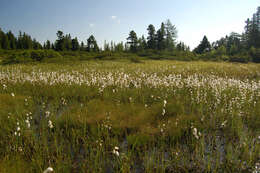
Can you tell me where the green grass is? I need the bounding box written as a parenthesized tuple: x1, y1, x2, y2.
(0, 60, 260, 172)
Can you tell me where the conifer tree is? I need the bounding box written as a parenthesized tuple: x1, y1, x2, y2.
(86, 35, 99, 52)
(71, 37, 79, 51)
(127, 30, 138, 52)
(156, 22, 166, 50)
(194, 36, 211, 54)
(147, 24, 156, 49)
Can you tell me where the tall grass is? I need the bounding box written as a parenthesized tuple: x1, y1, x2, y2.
(0, 60, 259, 172)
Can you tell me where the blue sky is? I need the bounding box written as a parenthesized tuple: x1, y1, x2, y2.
(0, 0, 259, 49)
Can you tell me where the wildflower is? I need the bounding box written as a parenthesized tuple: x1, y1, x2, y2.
(11, 93, 15, 97)
(17, 127, 20, 131)
(43, 167, 53, 173)
(14, 131, 17, 136)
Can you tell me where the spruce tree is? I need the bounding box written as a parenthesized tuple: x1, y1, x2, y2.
(194, 36, 211, 54)
(147, 24, 156, 49)
(6, 31, 16, 49)
(156, 22, 166, 50)
(165, 19, 177, 51)
(72, 37, 79, 51)
(46, 40, 51, 49)
(86, 35, 99, 52)
(2, 34, 10, 49)
(127, 30, 138, 52)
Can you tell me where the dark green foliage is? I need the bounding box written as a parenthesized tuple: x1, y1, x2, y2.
(156, 22, 166, 50)
(71, 37, 79, 51)
(55, 30, 66, 51)
(2, 34, 10, 49)
(45, 40, 51, 49)
(86, 35, 99, 52)
(229, 54, 250, 63)
(243, 7, 260, 49)
(6, 31, 16, 49)
(127, 30, 138, 52)
(165, 19, 177, 50)
(2, 50, 62, 64)
(194, 36, 211, 54)
(137, 35, 147, 52)
(250, 47, 260, 63)
(147, 24, 156, 49)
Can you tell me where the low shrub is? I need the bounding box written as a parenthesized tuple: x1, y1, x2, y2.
(229, 54, 250, 63)
(1, 50, 63, 64)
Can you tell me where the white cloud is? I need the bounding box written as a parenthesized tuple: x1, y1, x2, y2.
(89, 23, 94, 27)
(111, 16, 121, 24)
(111, 16, 117, 20)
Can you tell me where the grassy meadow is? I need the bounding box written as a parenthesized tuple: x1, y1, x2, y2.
(0, 59, 260, 172)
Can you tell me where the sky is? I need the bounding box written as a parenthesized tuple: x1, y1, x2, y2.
(0, 0, 259, 49)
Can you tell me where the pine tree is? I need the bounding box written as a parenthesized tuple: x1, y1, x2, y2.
(2, 34, 10, 49)
(243, 7, 260, 49)
(137, 35, 147, 51)
(71, 37, 79, 51)
(64, 34, 72, 50)
(147, 24, 156, 49)
(86, 35, 99, 52)
(165, 19, 177, 51)
(46, 40, 51, 49)
(156, 22, 166, 50)
(194, 36, 211, 54)
(17, 31, 23, 49)
(55, 30, 66, 51)
(127, 30, 138, 52)
(6, 31, 16, 49)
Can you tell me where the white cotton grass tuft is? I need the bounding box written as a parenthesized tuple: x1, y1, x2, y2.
(48, 120, 54, 129)
(43, 167, 53, 173)
(112, 146, 120, 156)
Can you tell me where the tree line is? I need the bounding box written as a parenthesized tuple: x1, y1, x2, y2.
(193, 7, 260, 62)
(0, 19, 182, 53)
(0, 6, 259, 62)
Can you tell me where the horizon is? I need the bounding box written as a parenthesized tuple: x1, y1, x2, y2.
(0, 0, 259, 49)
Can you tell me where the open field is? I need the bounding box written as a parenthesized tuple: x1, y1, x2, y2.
(0, 60, 260, 172)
